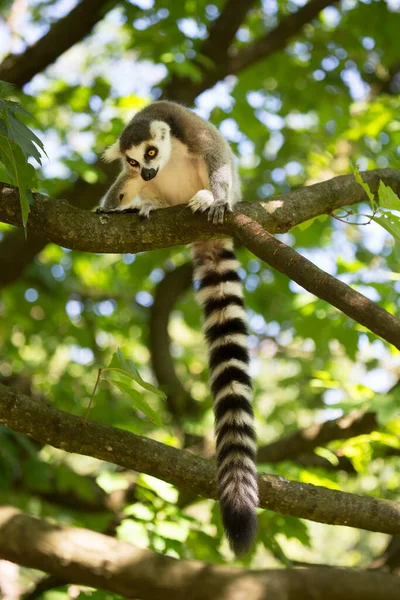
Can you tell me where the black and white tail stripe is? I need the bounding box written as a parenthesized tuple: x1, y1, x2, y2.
(192, 239, 258, 555)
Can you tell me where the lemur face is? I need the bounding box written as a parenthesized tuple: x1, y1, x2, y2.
(103, 120, 172, 182)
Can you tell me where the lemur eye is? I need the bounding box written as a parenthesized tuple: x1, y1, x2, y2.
(126, 157, 139, 167)
(147, 147, 157, 158)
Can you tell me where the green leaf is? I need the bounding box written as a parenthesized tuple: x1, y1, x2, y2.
(0, 124, 36, 227)
(354, 165, 376, 210)
(6, 110, 46, 164)
(296, 216, 318, 231)
(0, 80, 14, 99)
(378, 180, 400, 211)
(106, 349, 166, 400)
(107, 378, 165, 429)
(372, 212, 400, 242)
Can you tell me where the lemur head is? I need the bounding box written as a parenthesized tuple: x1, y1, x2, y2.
(103, 119, 171, 182)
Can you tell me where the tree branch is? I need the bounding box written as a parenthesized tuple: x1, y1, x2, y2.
(230, 0, 338, 74)
(0, 384, 399, 536)
(258, 411, 378, 463)
(201, 0, 257, 63)
(1, 506, 399, 600)
(149, 262, 196, 419)
(370, 536, 400, 574)
(164, 0, 337, 103)
(2, 169, 400, 350)
(259, 381, 400, 463)
(162, 0, 256, 102)
(0, 0, 119, 87)
(2, 169, 398, 251)
(230, 212, 400, 350)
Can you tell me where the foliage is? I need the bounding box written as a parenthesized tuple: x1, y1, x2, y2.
(0, 80, 46, 227)
(352, 166, 400, 242)
(85, 349, 167, 429)
(0, 0, 399, 595)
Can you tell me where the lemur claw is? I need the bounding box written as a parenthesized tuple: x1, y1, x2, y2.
(207, 200, 232, 225)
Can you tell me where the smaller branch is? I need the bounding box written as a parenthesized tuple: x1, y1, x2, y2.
(201, 0, 256, 64)
(149, 262, 197, 419)
(162, 0, 256, 103)
(231, 213, 400, 351)
(163, 0, 337, 103)
(370, 536, 400, 573)
(2, 506, 400, 600)
(258, 411, 378, 463)
(83, 368, 102, 424)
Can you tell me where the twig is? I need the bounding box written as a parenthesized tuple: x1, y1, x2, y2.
(83, 368, 102, 424)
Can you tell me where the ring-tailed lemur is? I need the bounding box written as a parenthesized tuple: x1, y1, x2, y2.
(99, 101, 258, 555)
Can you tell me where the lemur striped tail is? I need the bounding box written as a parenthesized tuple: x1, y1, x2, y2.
(192, 239, 258, 556)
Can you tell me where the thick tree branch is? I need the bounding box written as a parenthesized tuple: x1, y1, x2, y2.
(2, 169, 400, 350)
(0, 0, 119, 87)
(231, 212, 400, 350)
(2, 169, 398, 251)
(258, 411, 378, 463)
(1, 507, 399, 600)
(1, 384, 399, 536)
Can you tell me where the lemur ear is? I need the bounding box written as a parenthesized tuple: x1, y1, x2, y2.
(150, 120, 169, 142)
(102, 140, 121, 162)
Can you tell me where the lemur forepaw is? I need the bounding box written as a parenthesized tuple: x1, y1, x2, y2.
(125, 197, 155, 218)
(207, 200, 232, 225)
(188, 190, 215, 214)
(188, 191, 232, 224)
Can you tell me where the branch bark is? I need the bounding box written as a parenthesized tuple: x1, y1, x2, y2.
(1, 507, 399, 600)
(2, 169, 398, 251)
(1, 384, 399, 536)
(2, 506, 399, 600)
(0, 0, 119, 87)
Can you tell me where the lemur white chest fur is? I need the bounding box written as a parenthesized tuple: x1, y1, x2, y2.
(99, 101, 257, 556)
(123, 138, 209, 208)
